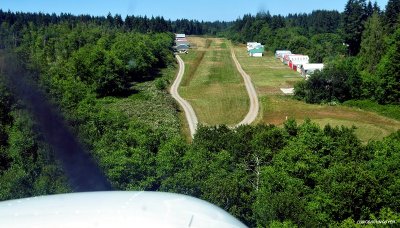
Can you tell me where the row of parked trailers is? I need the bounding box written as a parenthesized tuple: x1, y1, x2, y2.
(275, 50, 324, 79)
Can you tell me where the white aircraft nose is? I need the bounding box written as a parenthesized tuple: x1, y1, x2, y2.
(0, 191, 247, 228)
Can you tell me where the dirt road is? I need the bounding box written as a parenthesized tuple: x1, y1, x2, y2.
(170, 55, 199, 138)
(231, 49, 259, 126)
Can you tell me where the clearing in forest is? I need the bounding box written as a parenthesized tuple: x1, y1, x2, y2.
(232, 45, 400, 142)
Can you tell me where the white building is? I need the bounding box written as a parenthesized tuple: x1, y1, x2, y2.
(247, 42, 261, 51)
(275, 50, 292, 59)
(175, 34, 186, 39)
(288, 55, 310, 70)
(248, 45, 265, 57)
(301, 63, 324, 78)
(283, 53, 297, 64)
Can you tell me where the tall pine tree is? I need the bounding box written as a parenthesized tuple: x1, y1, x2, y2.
(376, 27, 400, 104)
(343, 0, 368, 55)
(373, 1, 381, 13)
(384, 0, 400, 31)
(359, 12, 385, 73)
(366, 1, 374, 17)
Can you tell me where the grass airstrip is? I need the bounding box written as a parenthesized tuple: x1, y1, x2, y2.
(179, 37, 249, 126)
(232, 45, 400, 142)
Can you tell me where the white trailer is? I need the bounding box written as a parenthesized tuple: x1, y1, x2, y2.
(301, 63, 324, 78)
(275, 50, 292, 59)
(247, 42, 261, 51)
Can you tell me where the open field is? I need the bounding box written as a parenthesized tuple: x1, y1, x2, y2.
(233, 45, 400, 142)
(178, 38, 249, 126)
(104, 66, 182, 137)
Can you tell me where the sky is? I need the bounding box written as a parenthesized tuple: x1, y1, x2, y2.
(0, 0, 390, 21)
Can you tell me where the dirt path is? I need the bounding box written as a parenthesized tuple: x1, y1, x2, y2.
(170, 55, 199, 138)
(231, 49, 259, 126)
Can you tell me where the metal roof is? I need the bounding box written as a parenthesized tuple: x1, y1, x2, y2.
(302, 63, 324, 70)
(249, 46, 264, 53)
(175, 34, 186, 38)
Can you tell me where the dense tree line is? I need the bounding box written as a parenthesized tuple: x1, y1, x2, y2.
(168, 122, 400, 227)
(5, 22, 175, 97)
(0, 9, 230, 41)
(294, 0, 400, 104)
(225, 10, 347, 63)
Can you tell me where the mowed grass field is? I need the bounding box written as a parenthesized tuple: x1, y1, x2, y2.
(179, 37, 249, 126)
(233, 45, 400, 142)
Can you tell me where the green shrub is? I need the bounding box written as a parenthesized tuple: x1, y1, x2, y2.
(344, 100, 400, 120)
